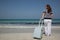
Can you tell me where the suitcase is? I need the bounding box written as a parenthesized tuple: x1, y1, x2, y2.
(33, 20, 43, 39)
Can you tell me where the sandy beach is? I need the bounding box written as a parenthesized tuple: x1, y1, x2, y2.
(0, 24, 60, 40)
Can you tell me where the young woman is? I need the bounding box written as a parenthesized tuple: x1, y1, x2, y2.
(41, 4, 53, 36)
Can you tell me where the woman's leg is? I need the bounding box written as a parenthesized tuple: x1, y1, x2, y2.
(44, 19, 52, 36)
(44, 19, 48, 36)
(47, 20, 52, 36)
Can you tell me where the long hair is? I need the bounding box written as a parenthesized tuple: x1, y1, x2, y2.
(46, 4, 52, 13)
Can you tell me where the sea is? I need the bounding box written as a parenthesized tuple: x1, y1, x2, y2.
(0, 19, 60, 25)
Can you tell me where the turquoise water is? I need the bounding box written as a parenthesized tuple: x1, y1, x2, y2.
(0, 19, 60, 24)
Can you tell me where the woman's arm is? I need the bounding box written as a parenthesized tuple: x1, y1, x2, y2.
(41, 12, 46, 19)
(41, 11, 46, 19)
(50, 13, 53, 18)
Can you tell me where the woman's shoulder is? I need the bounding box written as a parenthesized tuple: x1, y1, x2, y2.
(43, 11, 46, 13)
(42, 11, 46, 14)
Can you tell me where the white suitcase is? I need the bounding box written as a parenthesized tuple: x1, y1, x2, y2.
(33, 20, 43, 39)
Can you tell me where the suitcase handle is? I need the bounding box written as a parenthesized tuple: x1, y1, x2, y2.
(39, 19, 43, 27)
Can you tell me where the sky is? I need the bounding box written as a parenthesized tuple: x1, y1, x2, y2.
(0, 0, 60, 19)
